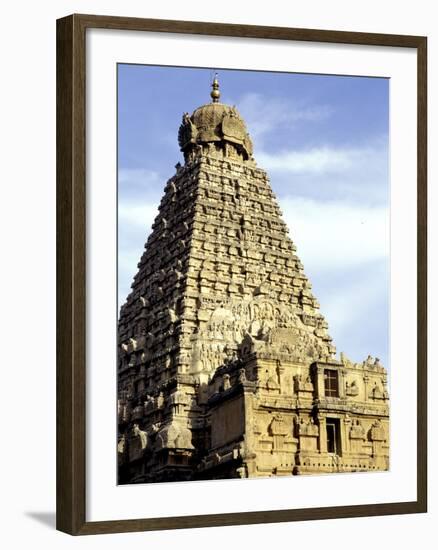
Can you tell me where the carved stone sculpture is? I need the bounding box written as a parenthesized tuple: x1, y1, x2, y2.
(132, 423, 147, 450)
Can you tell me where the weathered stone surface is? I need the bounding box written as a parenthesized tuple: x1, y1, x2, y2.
(117, 79, 389, 484)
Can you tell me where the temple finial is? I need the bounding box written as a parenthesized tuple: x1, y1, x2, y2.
(210, 73, 220, 103)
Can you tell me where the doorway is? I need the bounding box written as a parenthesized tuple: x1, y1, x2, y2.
(326, 418, 341, 455)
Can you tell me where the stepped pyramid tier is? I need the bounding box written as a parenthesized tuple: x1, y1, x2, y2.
(118, 78, 389, 484)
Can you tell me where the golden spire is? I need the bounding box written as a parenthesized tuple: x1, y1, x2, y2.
(210, 73, 220, 103)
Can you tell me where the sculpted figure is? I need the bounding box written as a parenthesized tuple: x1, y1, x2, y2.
(133, 423, 147, 450)
(350, 419, 365, 439)
(238, 368, 247, 383)
(346, 380, 359, 396)
(117, 434, 126, 454)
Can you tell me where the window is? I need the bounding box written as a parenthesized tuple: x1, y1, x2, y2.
(324, 369, 339, 397)
(326, 419, 341, 455)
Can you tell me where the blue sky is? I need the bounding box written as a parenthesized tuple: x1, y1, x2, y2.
(118, 64, 389, 371)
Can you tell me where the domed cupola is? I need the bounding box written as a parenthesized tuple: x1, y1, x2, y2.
(178, 76, 254, 162)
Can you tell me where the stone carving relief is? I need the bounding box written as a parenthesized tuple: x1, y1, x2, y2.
(266, 375, 279, 391)
(117, 434, 126, 454)
(340, 352, 359, 369)
(369, 382, 389, 401)
(268, 414, 289, 436)
(349, 419, 365, 440)
(222, 373, 231, 390)
(133, 423, 148, 450)
(178, 112, 198, 149)
(190, 295, 332, 374)
(293, 374, 314, 393)
(168, 390, 190, 415)
(295, 416, 319, 437)
(345, 380, 360, 397)
(266, 414, 296, 453)
(363, 355, 382, 368)
(156, 421, 194, 450)
(369, 420, 386, 442)
(238, 368, 247, 384)
(178, 102, 253, 161)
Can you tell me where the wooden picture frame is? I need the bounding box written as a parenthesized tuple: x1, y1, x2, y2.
(56, 13, 427, 535)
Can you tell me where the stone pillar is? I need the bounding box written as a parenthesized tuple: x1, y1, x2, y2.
(340, 416, 349, 456)
(363, 374, 369, 402)
(276, 362, 285, 394)
(318, 415, 327, 453)
(313, 364, 325, 399)
(338, 368, 346, 399)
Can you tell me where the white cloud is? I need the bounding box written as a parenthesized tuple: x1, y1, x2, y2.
(279, 196, 389, 366)
(119, 168, 161, 188)
(118, 168, 163, 307)
(317, 264, 389, 367)
(231, 92, 333, 142)
(276, 194, 389, 366)
(118, 202, 159, 230)
(258, 143, 387, 176)
(318, 265, 385, 331)
(118, 249, 145, 309)
(118, 201, 159, 308)
(259, 147, 352, 174)
(279, 196, 389, 272)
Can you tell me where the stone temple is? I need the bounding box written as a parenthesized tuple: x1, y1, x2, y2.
(117, 77, 389, 483)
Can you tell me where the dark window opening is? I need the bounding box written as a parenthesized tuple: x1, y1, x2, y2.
(324, 369, 339, 397)
(326, 419, 341, 455)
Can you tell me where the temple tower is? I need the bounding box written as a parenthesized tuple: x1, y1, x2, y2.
(118, 77, 389, 483)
